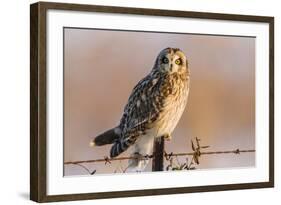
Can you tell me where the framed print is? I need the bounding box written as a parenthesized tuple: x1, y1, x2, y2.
(30, 1, 274, 202)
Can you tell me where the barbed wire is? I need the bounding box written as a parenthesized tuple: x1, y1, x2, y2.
(64, 137, 255, 174)
(64, 149, 255, 165)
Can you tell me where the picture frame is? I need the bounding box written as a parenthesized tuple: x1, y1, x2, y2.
(30, 1, 274, 202)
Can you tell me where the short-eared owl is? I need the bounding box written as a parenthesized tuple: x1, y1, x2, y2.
(90, 47, 190, 172)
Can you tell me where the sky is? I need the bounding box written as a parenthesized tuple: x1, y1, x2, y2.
(63, 28, 255, 176)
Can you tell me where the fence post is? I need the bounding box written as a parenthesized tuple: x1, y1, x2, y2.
(152, 136, 165, 171)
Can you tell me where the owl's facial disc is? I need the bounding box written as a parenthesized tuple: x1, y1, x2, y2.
(159, 49, 187, 74)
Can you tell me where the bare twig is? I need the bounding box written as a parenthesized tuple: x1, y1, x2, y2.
(69, 163, 96, 175)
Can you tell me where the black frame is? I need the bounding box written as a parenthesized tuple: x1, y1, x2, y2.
(30, 1, 274, 202)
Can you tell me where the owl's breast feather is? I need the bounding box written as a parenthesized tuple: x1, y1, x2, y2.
(154, 75, 189, 137)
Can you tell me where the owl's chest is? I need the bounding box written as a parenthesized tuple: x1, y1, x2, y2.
(155, 81, 189, 136)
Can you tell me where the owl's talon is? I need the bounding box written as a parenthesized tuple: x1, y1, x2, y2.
(164, 134, 172, 141)
(143, 154, 151, 160)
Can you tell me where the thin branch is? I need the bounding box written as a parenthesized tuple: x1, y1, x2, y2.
(70, 163, 96, 175)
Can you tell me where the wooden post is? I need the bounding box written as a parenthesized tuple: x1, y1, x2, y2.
(152, 136, 165, 171)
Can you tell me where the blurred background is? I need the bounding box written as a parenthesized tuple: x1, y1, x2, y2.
(63, 28, 255, 176)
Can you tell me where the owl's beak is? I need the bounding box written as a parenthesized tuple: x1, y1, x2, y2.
(169, 64, 173, 72)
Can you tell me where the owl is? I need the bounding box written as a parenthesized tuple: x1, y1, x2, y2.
(90, 47, 190, 172)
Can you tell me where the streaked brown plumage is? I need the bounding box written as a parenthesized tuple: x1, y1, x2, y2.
(91, 47, 190, 172)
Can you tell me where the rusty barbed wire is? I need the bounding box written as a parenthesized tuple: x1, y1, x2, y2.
(64, 149, 255, 165)
(64, 137, 255, 174)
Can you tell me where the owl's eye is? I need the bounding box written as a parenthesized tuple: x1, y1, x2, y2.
(162, 57, 169, 64)
(175, 58, 182, 65)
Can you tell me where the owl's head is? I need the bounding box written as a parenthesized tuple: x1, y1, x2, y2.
(154, 47, 188, 74)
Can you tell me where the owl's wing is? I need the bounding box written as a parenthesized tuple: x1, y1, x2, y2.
(120, 74, 164, 138)
(110, 73, 170, 158)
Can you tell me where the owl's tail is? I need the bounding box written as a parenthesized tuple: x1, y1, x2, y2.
(90, 127, 120, 147)
(110, 138, 133, 158)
